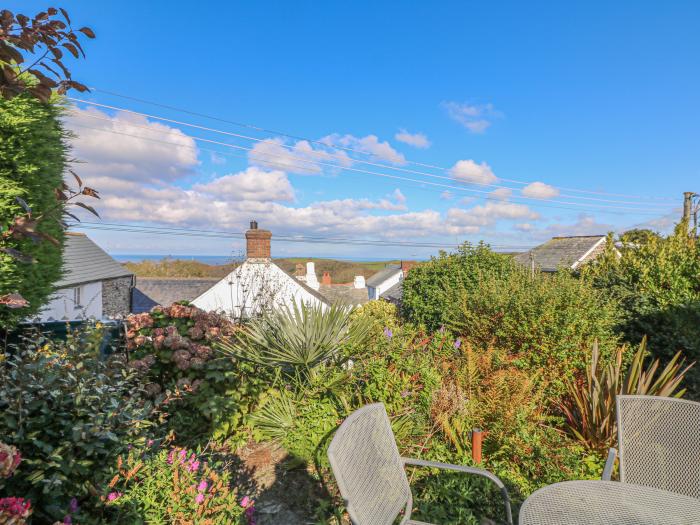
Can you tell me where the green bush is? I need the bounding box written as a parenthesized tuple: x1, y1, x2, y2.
(585, 227, 700, 397)
(0, 94, 68, 328)
(102, 444, 249, 524)
(0, 325, 154, 522)
(450, 265, 620, 392)
(126, 304, 269, 447)
(402, 243, 513, 331)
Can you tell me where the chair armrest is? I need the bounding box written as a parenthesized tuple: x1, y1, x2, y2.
(402, 457, 513, 525)
(602, 448, 617, 481)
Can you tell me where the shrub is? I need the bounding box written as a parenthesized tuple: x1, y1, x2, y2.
(401, 243, 513, 331)
(558, 339, 693, 451)
(0, 94, 68, 328)
(584, 227, 700, 397)
(427, 262, 618, 394)
(219, 302, 370, 382)
(102, 444, 250, 524)
(126, 304, 269, 446)
(0, 325, 154, 522)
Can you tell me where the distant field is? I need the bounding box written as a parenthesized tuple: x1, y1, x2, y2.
(123, 257, 404, 283)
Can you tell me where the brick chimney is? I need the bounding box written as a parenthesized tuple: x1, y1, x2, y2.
(321, 271, 331, 286)
(245, 220, 272, 260)
(295, 263, 305, 277)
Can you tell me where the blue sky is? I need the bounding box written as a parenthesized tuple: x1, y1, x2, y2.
(14, 1, 700, 259)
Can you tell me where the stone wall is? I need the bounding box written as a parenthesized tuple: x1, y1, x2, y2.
(102, 276, 133, 318)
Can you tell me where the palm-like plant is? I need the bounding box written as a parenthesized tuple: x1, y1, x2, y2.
(217, 301, 370, 381)
(558, 337, 693, 450)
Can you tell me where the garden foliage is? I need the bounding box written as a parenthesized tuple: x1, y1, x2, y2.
(103, 444, 250, 524)
(402, 243, 620, 393)
(584, 227, 700, 397)
(0, 325, 154, 522)
(558, 338, 693, 451)
(125, 303, 269, 446)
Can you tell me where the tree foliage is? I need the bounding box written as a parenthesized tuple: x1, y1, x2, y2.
(1, 7, 94, 102)
(0, 94, 68, 327)
(401, 243, 513, 331)
(585, 225, 700, 397)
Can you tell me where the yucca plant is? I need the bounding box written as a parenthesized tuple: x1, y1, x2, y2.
(217, 301, 370, 382)
(558, 337, 694, 451)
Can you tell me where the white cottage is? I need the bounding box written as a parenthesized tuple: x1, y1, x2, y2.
(32, 233, 134, 322)
(192, 222, 329, 318)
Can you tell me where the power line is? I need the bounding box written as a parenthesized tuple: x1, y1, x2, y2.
(69, 96, 676, 206)
(68, 221, 534, 250)
(65, 119, 673, 217)
(84, 87, 678, 201)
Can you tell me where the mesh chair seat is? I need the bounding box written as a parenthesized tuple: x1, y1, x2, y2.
(328, 403, 513, 525)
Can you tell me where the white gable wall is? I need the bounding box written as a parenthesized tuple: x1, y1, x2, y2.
(368, 271, 403, 300)
(35, 281, 103, 322)
(191, 261, 327, 319)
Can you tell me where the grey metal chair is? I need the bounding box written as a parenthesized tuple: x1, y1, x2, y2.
(602, 395, 700, 499)
(327, 403, 513, 525)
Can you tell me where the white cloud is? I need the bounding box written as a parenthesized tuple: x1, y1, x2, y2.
(489, 188, 512, 200)
(449, 160, 498, 185)
(442, 101, 500, 133)
(521, 181, 560, 199)
(440, 191, 453, 200)
(394, 129, 431, 149)
(446, 201, 540, 231)
(65, 107, 199, 183)
(193, 167, 295, 202)
(322, 134, 406, 164)
(515, 223, 534, 232)
(537, 214, 612, 239)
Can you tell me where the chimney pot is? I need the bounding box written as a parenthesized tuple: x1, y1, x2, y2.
(250, 220, 258, 230)
(321, 271, 331, 286)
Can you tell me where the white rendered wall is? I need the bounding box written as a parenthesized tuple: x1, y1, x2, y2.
(35, 281, 102, 322)
(192, 261, 327, 319)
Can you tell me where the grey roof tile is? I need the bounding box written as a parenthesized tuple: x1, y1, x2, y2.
(381, 281, 403, 303)
(135, 278, 219, 306)
(514, 235, 606, 272)
(366, 265, 402, 287)
(318, 284, 369, 306)
(56, 233, 133, 287)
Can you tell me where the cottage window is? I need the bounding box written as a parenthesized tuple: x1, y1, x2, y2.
(73, 286, 81, 308)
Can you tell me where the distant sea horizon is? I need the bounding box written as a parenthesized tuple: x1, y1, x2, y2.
(112, 254, 405, 264)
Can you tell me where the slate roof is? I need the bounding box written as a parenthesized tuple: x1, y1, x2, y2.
(275, 262, 330, 304)
(366, 265, 402, 287)
(513, 235, 606, 272)
(56, 233, 133, 287)
(318, 284, 369, 307)
(131, 287, 159, 313)
(381, 281, 404, 303)
(135, 278, 219, 307)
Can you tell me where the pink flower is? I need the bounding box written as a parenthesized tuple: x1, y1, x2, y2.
(69, 497, 78, 513)
(197, 480, 208, 492)
(240, 496, 251, 508)
(147, 439, 155, 447)
(107, 492, 122, 502)
(195, 493, 205, 505)
(64, 514, 72, 524)
(178, 449, 187, 463)
(167, 450, 175, 464)
(188, 460, 200, 472)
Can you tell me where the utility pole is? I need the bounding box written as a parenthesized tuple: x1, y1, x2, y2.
(682, 192, 697, 236)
